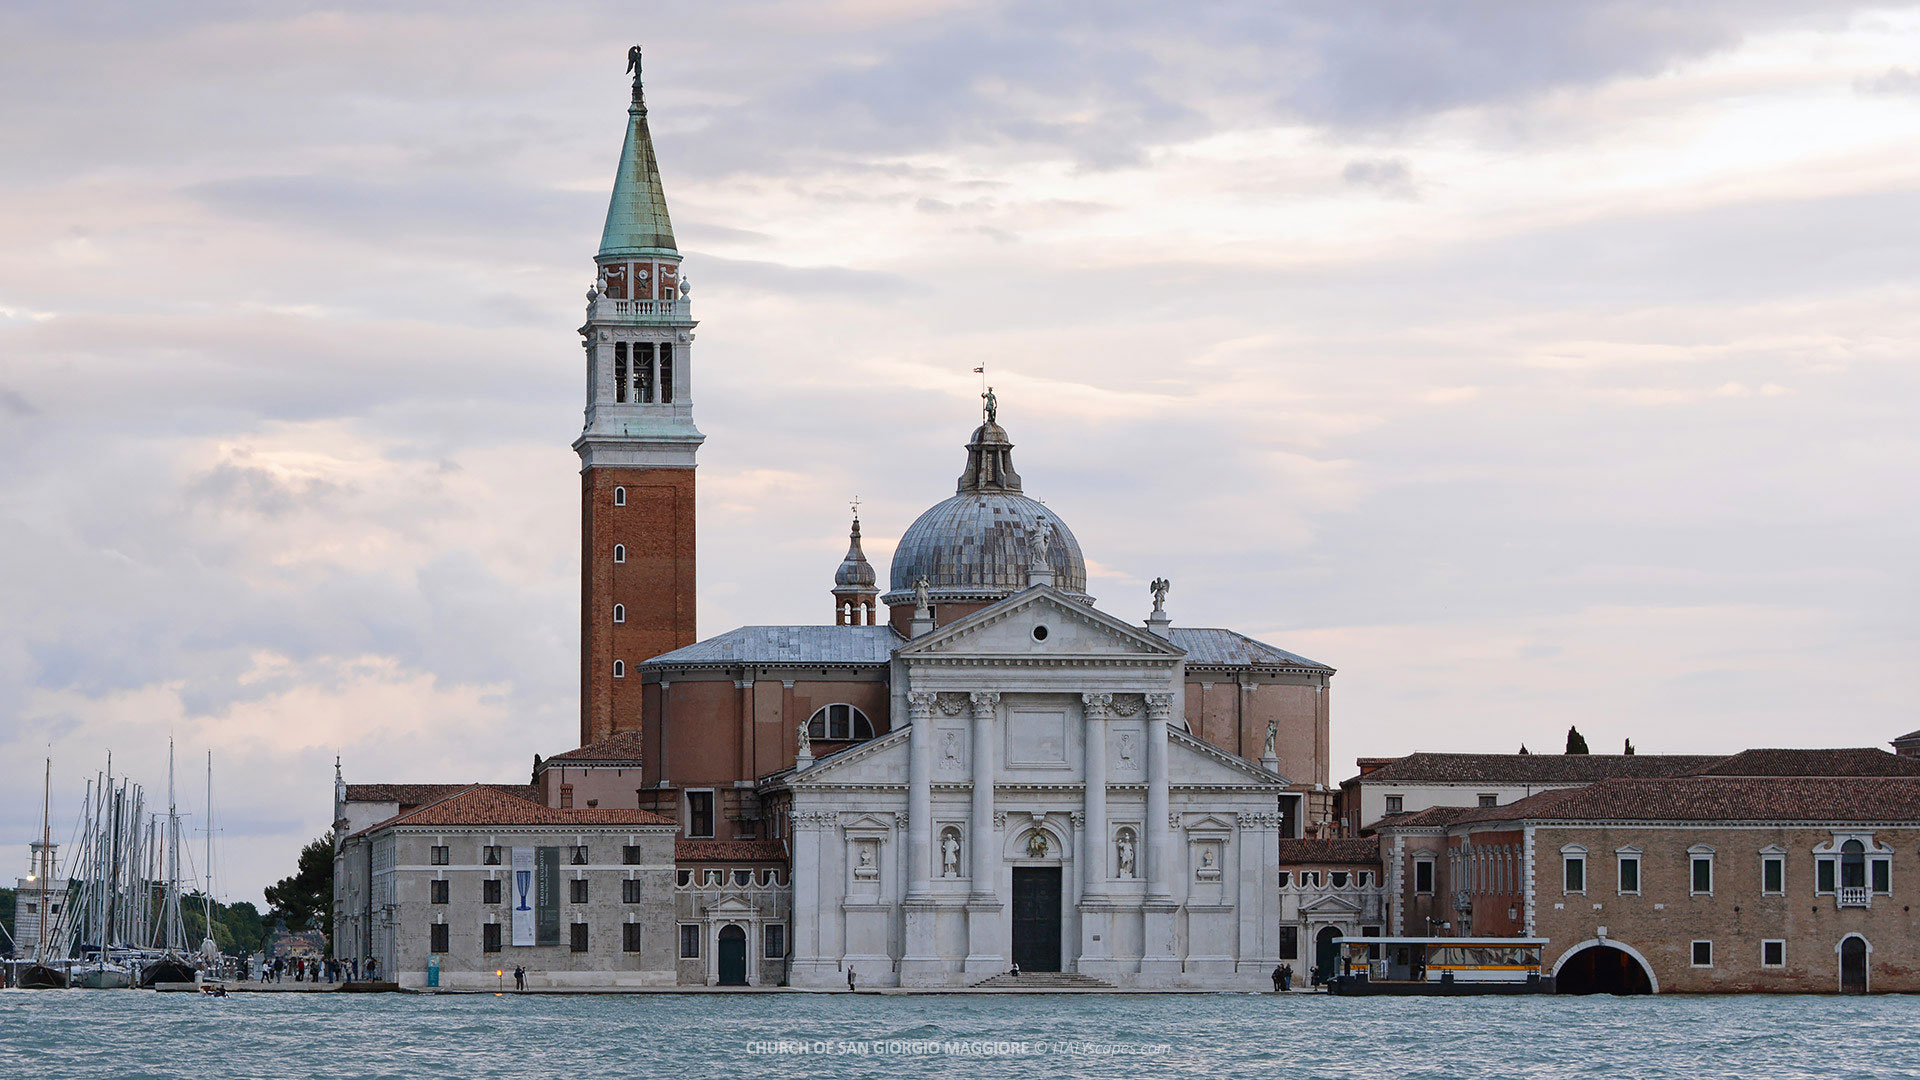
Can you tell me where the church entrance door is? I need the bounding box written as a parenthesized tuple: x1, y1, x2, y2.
(717, 925, 747, 986)
(1011, 867, 1062, 973)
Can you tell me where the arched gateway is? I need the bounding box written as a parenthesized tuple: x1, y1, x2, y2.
(1553, 940, 1656, 995)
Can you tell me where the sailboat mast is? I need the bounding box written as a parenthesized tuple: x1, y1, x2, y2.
(37, 757, 51, 960)
(203, 750, 215, 943)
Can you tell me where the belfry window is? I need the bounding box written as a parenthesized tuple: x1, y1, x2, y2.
(807, 703, 874, 741)
(634, 342, 655, 403)
(659, 343, 674, 404)
(614, 487, 626, 507)
(614, 342, 629, 403)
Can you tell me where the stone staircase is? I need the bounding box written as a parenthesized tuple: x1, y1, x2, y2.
(970, 971, 1117, 991)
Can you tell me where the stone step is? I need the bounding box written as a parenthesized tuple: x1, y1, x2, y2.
(970, 971, 1117, 990)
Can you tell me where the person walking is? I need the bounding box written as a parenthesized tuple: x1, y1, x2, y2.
(847, 967, 857, 992)
(1272, 964, 1284, 993)
(1281, 964, 1294, 992)
(513, 965, 525, 991)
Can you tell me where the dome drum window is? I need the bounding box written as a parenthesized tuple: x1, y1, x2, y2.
(807, 703, 874, 742)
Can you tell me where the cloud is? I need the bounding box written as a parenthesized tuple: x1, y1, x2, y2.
(1341, 156, 1418, 199)
(1856, 66, 1920, 96)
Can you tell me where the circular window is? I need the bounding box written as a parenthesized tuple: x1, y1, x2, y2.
(1032, 625, 1049, 641)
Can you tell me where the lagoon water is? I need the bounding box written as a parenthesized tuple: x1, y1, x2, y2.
(2, 990, 1915, 1079)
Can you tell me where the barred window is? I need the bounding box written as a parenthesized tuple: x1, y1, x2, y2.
(483, 879, 502, 905)
(680, 924, 700, 958)
(622, 879, 644, 904)
(429, 923, 449, 953)
(430, 880, 449, 905)
(764, 923, 786, 959)
(623, 923, 643, 953)
(570, 879, 589, 904)
(483, 923, 502, 953)
(570, 923, 589, 953)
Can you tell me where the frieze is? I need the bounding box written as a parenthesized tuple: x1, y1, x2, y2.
(1237, 812, 1283, 830)
(936, 692, 969, 716)
(1109, 695, 1142, 717)
(791, 810, 838, 831)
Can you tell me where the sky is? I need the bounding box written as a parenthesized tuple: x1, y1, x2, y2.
(3, 1, 1919, 906)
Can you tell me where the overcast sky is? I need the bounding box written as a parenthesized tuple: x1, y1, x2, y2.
(4, 1, 1919, 905)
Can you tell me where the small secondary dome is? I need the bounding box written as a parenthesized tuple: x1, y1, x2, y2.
(884, 419, 1090, 608)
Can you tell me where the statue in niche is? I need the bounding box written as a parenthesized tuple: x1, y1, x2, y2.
(1150, 577, 1170, 616)
(1116, 830, 1137, 880)
(940, 829, 962, 878)
(1201, 847, 1216, 869)
(1026, 830, 1050, 859)
(1264, 717, 1278, 759)
(854, 841, 878, 879)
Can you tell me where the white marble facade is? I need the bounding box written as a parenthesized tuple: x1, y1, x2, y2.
(775, 587, 1286, 989)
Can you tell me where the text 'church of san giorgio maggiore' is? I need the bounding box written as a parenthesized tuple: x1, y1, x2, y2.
(331, 48, 1338, 991)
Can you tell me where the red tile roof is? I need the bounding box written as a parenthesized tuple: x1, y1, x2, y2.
(543, 731, 646, 766)
(1693, 748, 1920, 777)
(675, 839, 788, 863)
(1277, 838, 1380, 865)
(357, 784, 672, 835)
(1457, 776, 1920, 825)
(1349, 753, 1723, 786)
(345, 783, 523, 809)
(1373, 805, 1481, 831)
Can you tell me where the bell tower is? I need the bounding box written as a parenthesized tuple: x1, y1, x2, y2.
(576, 47, 703, 745)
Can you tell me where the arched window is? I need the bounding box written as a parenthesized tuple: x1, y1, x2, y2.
(614, 487, 626, 506)
(613, 544, 625, 563)
(806, 703, 874, 741)
(613, 604, 625, 624)
(1841, 839, 1866, 890)
(612, 660, 625, 678)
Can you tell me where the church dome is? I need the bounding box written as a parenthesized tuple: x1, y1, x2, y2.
(883, 419, 1091, 607)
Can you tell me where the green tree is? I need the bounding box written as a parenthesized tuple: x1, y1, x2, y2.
(264, 833, 334, 941)
(182, 894, 267, 955)
(1565, 726, 1590, 755)
(1624, 738, 1636, 756)
(0, 886, 15, 957)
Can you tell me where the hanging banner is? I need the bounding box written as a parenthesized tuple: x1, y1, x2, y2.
(536, 846, 562, 946)
(510, 847, 536, 946)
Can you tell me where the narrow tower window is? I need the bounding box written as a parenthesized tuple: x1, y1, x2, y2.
(634, 342, 654, 403)
(613, 342, 629, 403)
(613, 604, 625, 624)
(614, 487, 626, 506)
(659, 343, 674, 404)
(613, 544, 625, 563)
(612, 660, 625, 679)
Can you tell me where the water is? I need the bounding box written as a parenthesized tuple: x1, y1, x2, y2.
(1, 990, 1915, 1080)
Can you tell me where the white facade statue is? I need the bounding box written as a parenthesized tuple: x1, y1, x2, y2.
(797, 719, 811, 757)
(940, 829, 961, 878)
(1031, 517, 1053, 563)
(1116, 830, 1137, 880)
(1264, 717, 1278, 760)
(913, 575, 931, 612)
(1150, 577, 1170, 616)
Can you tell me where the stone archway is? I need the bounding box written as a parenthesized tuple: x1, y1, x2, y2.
(1553, 939, 1657, 995)
(1313, 926, 1342, 983)
(1839, 935, 1869, 994)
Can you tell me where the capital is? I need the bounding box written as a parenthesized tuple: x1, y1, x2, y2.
(1144, 692, 1175, 720)
(1080, 692, 1113, 719)
(907, 691, 938, 717)
(968, 690, 1000, 716)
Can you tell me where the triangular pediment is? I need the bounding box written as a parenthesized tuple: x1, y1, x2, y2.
(897, 586, 1185, 661)
(1301, 893, 1364, 915)
(1168, 728, 1292, 787)
(779, 727, 909, 788)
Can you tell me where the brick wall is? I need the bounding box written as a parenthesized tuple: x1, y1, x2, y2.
(581, 466, 697, 745)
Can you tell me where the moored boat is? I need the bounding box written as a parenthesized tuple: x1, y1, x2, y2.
(1326, 937, 1554, 996)
(17, 962, 70, 990)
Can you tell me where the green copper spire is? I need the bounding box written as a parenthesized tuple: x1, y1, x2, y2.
(599, 47, 678, 259)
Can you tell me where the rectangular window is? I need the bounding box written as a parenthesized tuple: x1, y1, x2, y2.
(1762, 856, 1785, 895)
(658, 343, 674, 404)
(764, 923, 786, 960)
(623, 923, 643, 954)
(1414, 859, 1435, 895)
(1618, 856, 1640, 895)
(1277, 871, 1291, 888)
(687, 791, 715, 839)
(622, 879, 644, 904)
(570, 923, 589, 953)
(430, 923, 449, 954)
(1762, 940, 1785, 968)
(622, 845, 643, 865)
(430, 845, 450, 866)
(737, 818, 758, 839)
(1385, 795, 1404, 815)
(430, 879, 449, 905)
(570, 879, 589, 904)
(614, 342, 628, 403)
(634, 342, 654, 403)
(1817, 857, 1836, 894)
(1872, 859, 1891, 894)
(680, 924, 701, 959)
(560, 785, 574, 810)
(570, 845, 590, 865)
(482, 846, 502, 866)
(483, 923, 502, 953)
(483, 879, 502, 905)
(1279, 925, 1299, 960)
(1564, 856, 1586, 894)
(1691, 940, 1713, 967)
(1477, 794, 1498, 808)
(1691, 857, 1713, 895)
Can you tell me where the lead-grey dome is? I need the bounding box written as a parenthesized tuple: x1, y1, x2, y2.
(883, 421, 1091, 607)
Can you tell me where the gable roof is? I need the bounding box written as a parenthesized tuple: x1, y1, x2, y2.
(344, 783, 537, 808)
(1457, 776, 1920, 826)
(1170, 628, 1332, 673)
(543, 731, 646, 767)
(895, 584, 1184, 660)
(1373, 805, 1481, 831)
(1277, 837, 1380, 865)
(643, 625, 903, 668)
(1349, 753, 1724, 786)
(675, 839, 787, 863)
(1693, 748, 1920, 777)
(356, 784, 671, 835)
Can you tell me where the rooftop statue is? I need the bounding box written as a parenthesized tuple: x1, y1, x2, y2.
(797, 718, 810, 758)
(982, 385, 997, 424)
(627, 45, 643, 83)
(1150, 577, 1170, 616)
